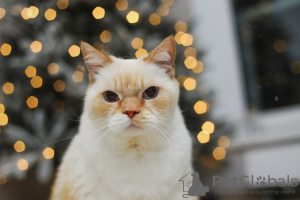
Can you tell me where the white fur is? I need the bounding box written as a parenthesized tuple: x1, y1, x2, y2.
(51, 57, 196, 200)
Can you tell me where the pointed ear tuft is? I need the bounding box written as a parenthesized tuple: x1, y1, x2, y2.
(81, 42, 112, 83)
(144, 36, 176, 78)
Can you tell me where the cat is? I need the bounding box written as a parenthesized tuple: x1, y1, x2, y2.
(50, 36, 197, 200)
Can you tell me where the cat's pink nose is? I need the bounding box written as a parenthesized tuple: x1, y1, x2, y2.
(123, 110, 140, 119)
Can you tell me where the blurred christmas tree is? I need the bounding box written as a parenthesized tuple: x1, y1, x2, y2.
(0, 0, 230, 187)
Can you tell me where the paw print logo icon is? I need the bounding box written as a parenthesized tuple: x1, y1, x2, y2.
(256, 176, 266, 185)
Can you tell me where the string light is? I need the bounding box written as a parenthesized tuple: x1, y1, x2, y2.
(218, 136, 230, 149)
(52, 100, 64, 112)
(44, 8, 56, 21)
(53, 80, 65, 92)
(149, 13, 161, 26)
(184, 56, 197, 69)
(202, 121, 215, 134)
(183, 77, 196, 91)
(180, 33, 193, 46)
(27, 6, 39, 18)
(197, 131, 210, 143)
(68, 45, 80, 57)
(43, 147, 55, 159)
(1, 43, 12, 56)
(47, 63, 59, 74)
(126, 11, 139, 24)
(72, 71, 84, 82)
(21, 8, 30, 20)
(57, 0, 69, 10)
(0, 113, 8, 126)
(100, 30, 112, 43)
(184, 47, 197, 58)
(131, 37, 143, 49)
(11, 5, 22, 16)
(161, 0, 174, 6)
(192, 61, 204, 73)
(0, 104, 4, 114)
(2, 82, 14, 94)
(116, 0, 128, 11)
(290, 61, 300, 74)
(175, 21, 187, 32)
(92, 7, 105, 19)
(174, 31, 184, 44)
(135, 48, 147, 58)
(0, 176, 7, 185)
(157, 5, 169, 16)
(30, 76, 43, 88)
(26, 96, 38, 108)
(14, 141, 25, 152)
(0, 8, 5, 19)
(17, 159, 28, 171)
(25, 66, 37, 78)
(213, 147, 226, 160)
(273, 39, 286, 53)
(176, 75, 187, 87)
(30, 41, 42, 53)
(194, 101, 209, 114)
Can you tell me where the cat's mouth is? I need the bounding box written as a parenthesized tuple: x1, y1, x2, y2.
(127, 122, 141, 130)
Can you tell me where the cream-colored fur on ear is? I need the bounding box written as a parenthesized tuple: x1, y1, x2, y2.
(50, 38, 197, 200)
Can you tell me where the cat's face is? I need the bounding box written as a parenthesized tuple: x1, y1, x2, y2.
(81, 37, 179, 135)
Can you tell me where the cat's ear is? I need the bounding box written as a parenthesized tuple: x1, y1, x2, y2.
(81, 41, 112, 83)
(144, 36, 176, 78)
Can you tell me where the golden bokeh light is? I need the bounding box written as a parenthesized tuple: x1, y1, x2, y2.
(174, 31, 184, 44)
(131, 37, 143, 49)
(14, 140, 25, 153)
(57, 0, 69, 10)
(43, 147, 55, 159)
(197, 131, 210, 144)
(126, 11, 139, 24)
(184, 56, 197, 69)
(0, 8, 6, 19)
(30, 76, 43, 88)
(68, 45, 80, 57)
(157, 5, 169, 16)
(11, 5, 22, 16)
(72, 71, 84, 82)
(184, 47, 197, 58)
(192, 61, 204, 73)
(0, 176, 7, 185)
(21, 7, 30, 20)
(53, 80, 65, 92)
(26, 96, 38, 109)
(135, 48, 147, 58)
(0, 113, 8, 126)
(27, 6, 39, 18)
(1, 43, 12, 56)
(194, 101, 209, 114)
(47, 63, 59, 74)
(290, 61, 300, 74)
(44, 8, 56, 21)
(116, 0, 128, 11)
(183, 77, 196, 91)
(92, 7, 105, 19)
(30, 41, 42, 53)
(0, 104, 4, 114)
(176, 75, 187, 87)
(161, 0, 174, 6)
(202, 121, 215, 134)
(100, 30, 112, 43)
(273, 39, 286, 53)
(213, 147, 226, 160)
(17, 159, 28, 171)
(149, 13, 161, 26)
(180, 33, 193, 46)
(52, 100, 64, 112)
(2, 82, 14, 94)
(175, 21, 187, 32)
(25, 66, 37, 78)
(218, 136, 230, 149)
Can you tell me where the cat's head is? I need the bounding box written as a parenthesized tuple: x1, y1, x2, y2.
(81, 36, 179, 135)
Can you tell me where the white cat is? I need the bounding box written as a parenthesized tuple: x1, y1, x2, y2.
(50, 36, 197, 200)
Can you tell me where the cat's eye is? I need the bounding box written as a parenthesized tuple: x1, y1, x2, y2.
(103, 91, 119, 102)
(143, 87, 159, 99)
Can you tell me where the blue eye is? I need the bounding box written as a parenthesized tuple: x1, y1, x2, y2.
(143, 87, 159, 99)
(104, 91, 119, 102)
